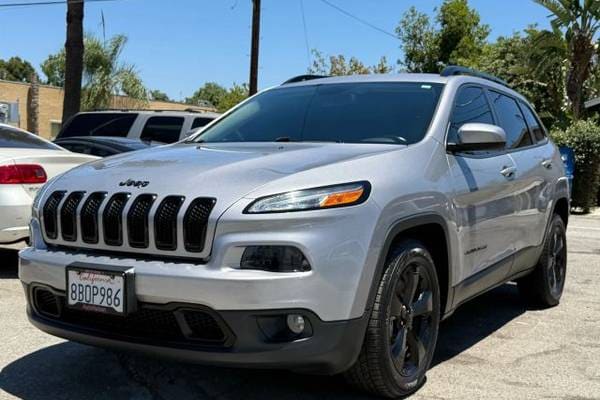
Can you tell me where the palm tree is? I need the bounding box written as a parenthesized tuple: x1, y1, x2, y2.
(535, 0, 600, 119)
(62, 0, 84, 122)
(80, 34, 147, 110)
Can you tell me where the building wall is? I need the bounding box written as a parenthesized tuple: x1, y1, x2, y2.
(0, 79, 216, 139)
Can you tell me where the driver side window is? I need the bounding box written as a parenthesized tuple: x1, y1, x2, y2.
(448, 86, 494, 144)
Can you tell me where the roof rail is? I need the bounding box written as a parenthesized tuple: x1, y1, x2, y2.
(441, 66, 509, 87)
(90, 108, 215, 114)
(282, 74, 328, 85)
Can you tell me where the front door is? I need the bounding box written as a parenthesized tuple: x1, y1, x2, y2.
(446, 85, 519, 284)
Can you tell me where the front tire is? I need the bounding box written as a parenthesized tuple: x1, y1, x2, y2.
(517, 214, 567, 307)
(345, 240, 441, 398)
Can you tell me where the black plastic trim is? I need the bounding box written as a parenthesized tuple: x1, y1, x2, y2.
(154, 196, 185, 251)
(183, 197, 216, 252)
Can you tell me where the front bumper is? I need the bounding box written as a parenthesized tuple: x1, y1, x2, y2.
(24, 282, 367, 374)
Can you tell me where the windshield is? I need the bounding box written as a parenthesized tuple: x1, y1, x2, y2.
(59, 113, 138, 138)
(193, 82, 444, 145)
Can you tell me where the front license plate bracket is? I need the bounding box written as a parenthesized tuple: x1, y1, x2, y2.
(66, 262, 137, 316)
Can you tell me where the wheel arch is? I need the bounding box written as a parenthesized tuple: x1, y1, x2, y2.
(553, 196, 570, 226)
(366, 213, 453, 318)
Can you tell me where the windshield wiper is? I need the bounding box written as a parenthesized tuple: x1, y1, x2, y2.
(274, 136, 293, 142)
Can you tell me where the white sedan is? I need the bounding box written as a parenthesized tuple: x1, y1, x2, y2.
(0, 123, 98, 244)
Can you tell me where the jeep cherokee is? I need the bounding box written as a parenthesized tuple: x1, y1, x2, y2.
(19, 67, 570, 398)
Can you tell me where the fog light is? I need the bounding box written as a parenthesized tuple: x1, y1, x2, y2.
(240, 246, 311, 272)
(286, 314, 305, 334)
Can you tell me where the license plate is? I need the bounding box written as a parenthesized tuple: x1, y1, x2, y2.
(67, 267, 126, 315)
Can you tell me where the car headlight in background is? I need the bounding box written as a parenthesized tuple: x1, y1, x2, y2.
(244, 181, 371, 214)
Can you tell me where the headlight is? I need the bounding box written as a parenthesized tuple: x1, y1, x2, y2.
(244, 181, 371, 214)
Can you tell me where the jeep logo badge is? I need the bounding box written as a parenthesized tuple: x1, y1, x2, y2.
(119, 179, 149, 188)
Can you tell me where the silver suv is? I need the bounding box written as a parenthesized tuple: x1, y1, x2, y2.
(20, 68, 569, 398)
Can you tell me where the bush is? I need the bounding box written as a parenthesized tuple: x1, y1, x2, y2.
(550, 119, 600, 212)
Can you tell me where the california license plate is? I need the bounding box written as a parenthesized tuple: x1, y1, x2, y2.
(66, 267, 127, 315)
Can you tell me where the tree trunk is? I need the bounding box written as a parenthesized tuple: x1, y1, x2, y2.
(566, 33, 595, 120)
(62, 0, 84, 124)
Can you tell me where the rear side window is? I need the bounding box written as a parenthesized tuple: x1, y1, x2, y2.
(59, 113, 138, 138)
(0, 127, 61, 150)
(191, 117, 214, 129)
(448, 86, 494, 143)
(488, 91, 532, 149)
(140, 117, 184, 143)
(520, 103, 546, 142)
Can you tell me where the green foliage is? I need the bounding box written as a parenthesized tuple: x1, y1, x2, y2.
(40, 34, 148, 110)
(437, 0, 490, 67)
(186, 82, 248, 112)
(396, 0, 489, 72)
(0, 57, 38, 82)
(534, 0, 600, 119)
(550, 119, 600, 211)
(308, 49, 393, 76)
(395, 7, 439, 72)
(464, 27, 569, 129)
(149, 89, 170, 102)
(186, 82, 227, 109)
(219, 83, 249, 112)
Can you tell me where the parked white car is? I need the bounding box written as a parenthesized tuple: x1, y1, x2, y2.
(0, 124, 98, 244)
(56, 110, 221, 144)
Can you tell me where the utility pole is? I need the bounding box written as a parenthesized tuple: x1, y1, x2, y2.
(62, 0, 84, 123)
(249, 0, 261, 95)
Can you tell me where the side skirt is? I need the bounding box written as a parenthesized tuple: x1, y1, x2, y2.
(446, 245, 542, 316)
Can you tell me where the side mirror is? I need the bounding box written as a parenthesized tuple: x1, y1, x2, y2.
(447, 123, 507, 152)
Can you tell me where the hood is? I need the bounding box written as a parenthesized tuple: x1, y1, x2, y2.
(49, 142, 399, 208)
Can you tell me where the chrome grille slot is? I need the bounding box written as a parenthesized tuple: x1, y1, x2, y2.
(154, 196, 185, 251)
(43, 191, 66, 240)
(127, 194, 156, 248)
(102, 193, 130, 246)
(80, 192, 107, 244)
(60, 191, 85, 242)
(184, 198, 216, 252)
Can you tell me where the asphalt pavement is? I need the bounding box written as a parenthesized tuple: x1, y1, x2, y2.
(1, 214, 599, 400)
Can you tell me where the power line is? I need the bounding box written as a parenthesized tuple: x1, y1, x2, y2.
(316, 0, 398, 40)
(299, 0, 311, 69)
(0, 0, 119, 9)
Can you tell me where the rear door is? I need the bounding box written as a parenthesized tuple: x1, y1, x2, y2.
(487, 91, 548, 256)
(447, 85, 518, 284)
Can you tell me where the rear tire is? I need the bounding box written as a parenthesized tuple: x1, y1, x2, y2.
(517, 214, 567, 307)
(344, 240, 440, 398)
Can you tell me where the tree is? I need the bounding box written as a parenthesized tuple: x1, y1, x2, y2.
(534, 0, 600, 119)
(63, 0, 85, 123)
(219, 83, 249, 112)
(41, 34, 148, 110)
(186, 82, 248, 112)
(464, 28, 569, 128)
(437, 0, 490, 66)
(0, 57, 38, 82)
(308, 50, 393, 76)
(150, 90, 170, 102)
(396, 7, 439, 72)
(186, 82, 227, 108)
(396, 0, 490, 72)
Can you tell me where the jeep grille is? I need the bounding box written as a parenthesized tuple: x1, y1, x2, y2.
(41, 190, 216, 258)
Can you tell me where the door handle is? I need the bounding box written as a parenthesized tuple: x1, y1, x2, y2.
(541, 159, 553, 169)
(500, 166, 517, 179)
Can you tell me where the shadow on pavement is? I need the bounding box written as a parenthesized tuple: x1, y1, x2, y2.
(433, 283, 527, 366)
(0, 249, 19, 279)
(0, 284, 527, 400)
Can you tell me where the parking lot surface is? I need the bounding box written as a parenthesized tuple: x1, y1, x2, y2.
(1, 214, 599, 400)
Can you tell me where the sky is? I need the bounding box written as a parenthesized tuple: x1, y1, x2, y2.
(0, 0, 554, 101)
